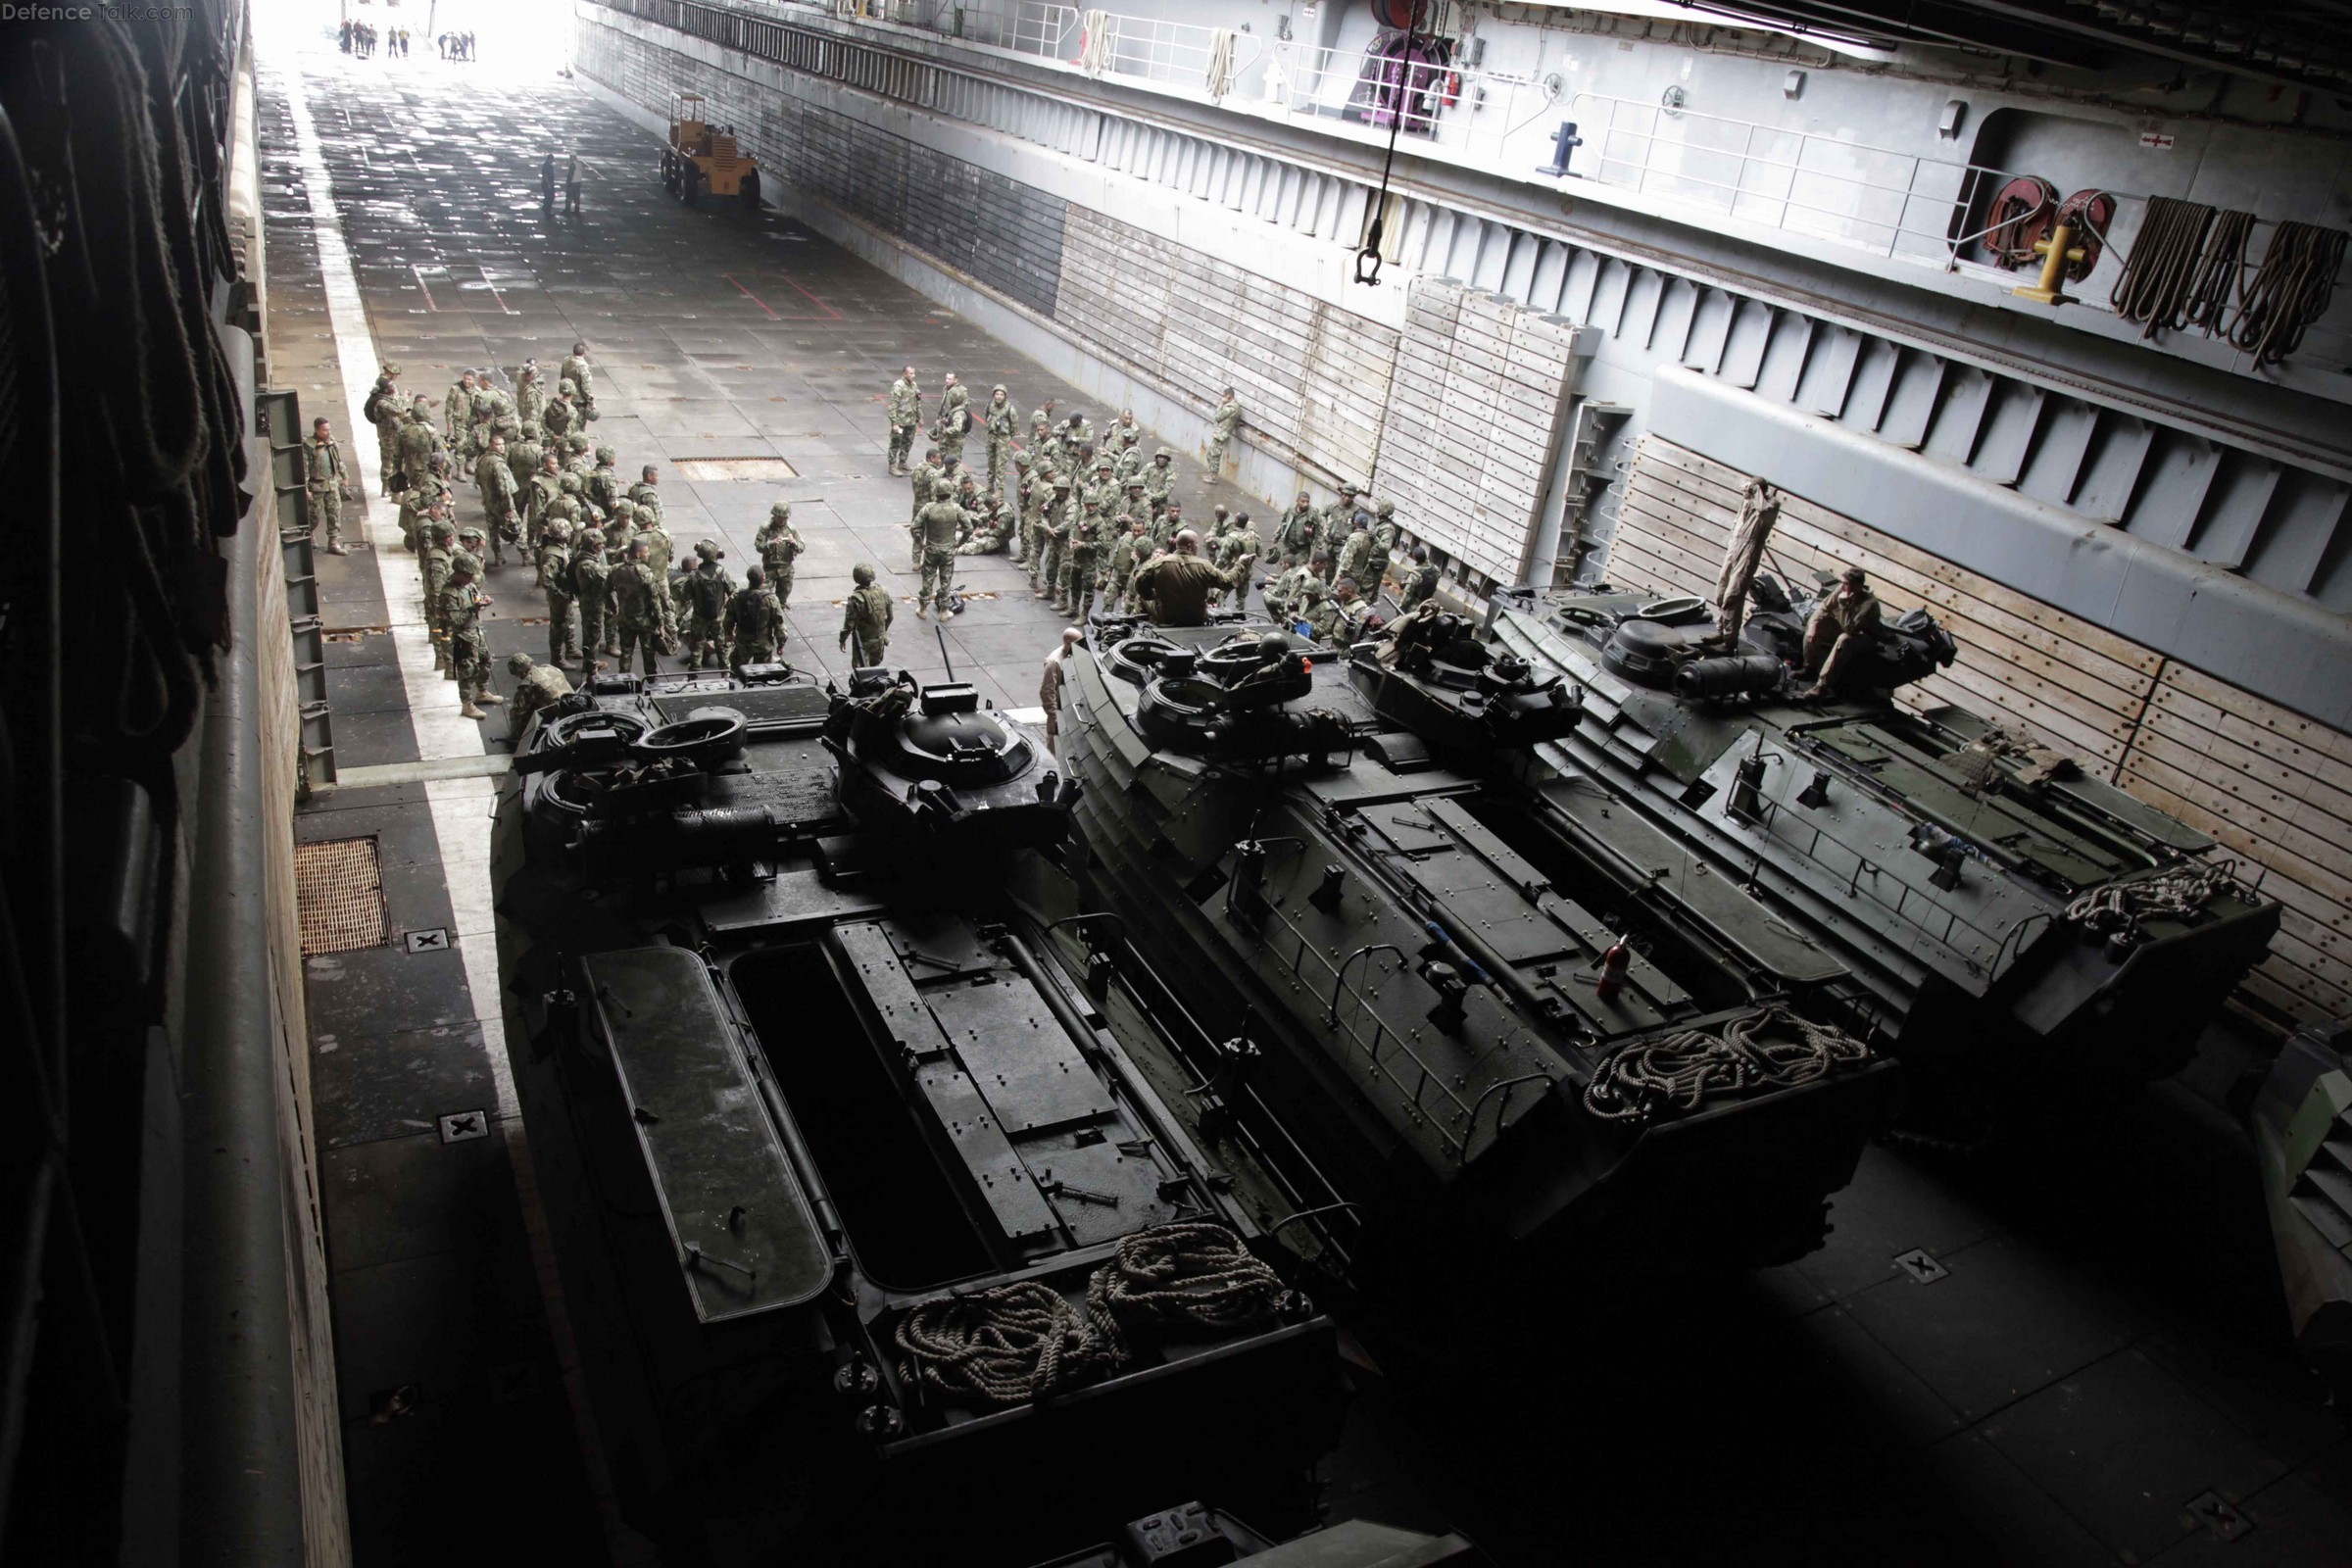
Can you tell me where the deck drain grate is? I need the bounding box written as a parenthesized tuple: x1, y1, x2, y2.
(295, 837, 390, 956)
(673, 456, 799, 481)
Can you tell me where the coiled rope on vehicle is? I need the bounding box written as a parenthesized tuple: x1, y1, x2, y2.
(2065, 862, 2235, 939)
(894, 1222, 1289, 1407)
(2228, 220, 2348, 368)
(1582, 1004, 1872, 1123)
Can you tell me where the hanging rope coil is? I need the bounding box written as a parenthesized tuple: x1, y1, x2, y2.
(2228, 220, 2348, 368)
(2065, 862, 2235, 939)
(1583, 1004, 1872, 1123)
(2111, 195, 2217, 336)
(894, 1222, 1289, 1407)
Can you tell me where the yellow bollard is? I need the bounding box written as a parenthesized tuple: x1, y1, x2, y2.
(2012, 221, 2085, 306)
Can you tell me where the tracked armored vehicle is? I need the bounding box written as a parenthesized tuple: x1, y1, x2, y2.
(490, 666, 1345, 1563)
(1055, 614, 1898, 1279)
(1480, 578, 2279, 1110)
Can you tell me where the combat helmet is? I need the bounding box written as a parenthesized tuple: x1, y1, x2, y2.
(559, 377, 581, 399)
(694, 540, 722, 563)
(768, 501, 793, 520)
(559, 472, 583, 494)
(852, 564, 875, 585)
(545, 518, 572, 540)
(567, 433, 591, 455)
(507, 653, 535, 676)
(594, 444, 616, 465)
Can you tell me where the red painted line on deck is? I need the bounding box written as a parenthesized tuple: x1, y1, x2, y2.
(772, 273, 845, 321)
(477, 264, 514, 315)
(410, 263, 439, 311)
(723, 273, 780, 319)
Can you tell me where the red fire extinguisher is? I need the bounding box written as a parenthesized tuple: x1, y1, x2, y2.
(1595, 936, 1632, 1003)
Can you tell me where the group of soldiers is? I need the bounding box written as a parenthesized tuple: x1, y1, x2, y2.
(310, 343, 812, 718)
(337, 21, 406, 57)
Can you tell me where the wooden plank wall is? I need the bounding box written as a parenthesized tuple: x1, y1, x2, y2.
(1613, 436, 2351, 1029)
(1375, 278, 1579, 587)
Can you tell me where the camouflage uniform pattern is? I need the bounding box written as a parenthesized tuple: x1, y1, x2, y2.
(303, 435, 348, 549)
(757, 510, 805, 607)
(610, 555, 675, 675)
(841, 580, 894, 666)
(723, 582, 786, 669)
(888, 374, 920, 474)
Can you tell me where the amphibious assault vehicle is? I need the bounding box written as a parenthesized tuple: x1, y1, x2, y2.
(489, 666, 1348, 1562)
(1478, 578, 2279, 1110)
(1054, 612, 1899, 1279)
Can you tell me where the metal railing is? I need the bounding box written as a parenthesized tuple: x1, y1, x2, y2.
(1568, 89, 2124, 272)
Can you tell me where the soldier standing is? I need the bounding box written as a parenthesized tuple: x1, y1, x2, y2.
(564, 155, 583, 219)
(504, 655, 575, 733)
(1363, 501, 1399, 605)
(395, 398, 441, 497)
(1398, 548, 1439, 613)
(1040, 626, 1082, 746)
(515, 364, 546, 431)
(907, 444, 943, 567)
(1274, 491, 1318, 561)
(586, 445, 623, 514)
(887, 367, 920, 476)
(364, 362, 403, 493)
(572, 533, 612, 670)
(1129, 530, 1237, 627)
(1204, 387, 1243, 479)
(984, 385, 1017, 499)
(303, 416, 354, 556)
(628, 464, 663, 525)
(443, 562, 500, 719)
(560, 341, 597, 420)
(542, 382, 578, 447)
(1142, 448, 1176, 525)
(475, 433, 519, 564)
(1103, 516, 1149, 614)
(840, 564, 893, 667)
(1335, 515, 1374, 592)
(678, 542, 736, 668)
(724, 564, 787, 671)
(914, 479, 966, 621)
(1060, 500, 1105, 621)
(1027, 401, 1054, 460)
(538, 520, 580, 666)
(1215, 511, 1260, 610)
(756, 503, 805, 608)
(1032, 478, 1072, 602)
(933, 372, 971, 467)
(611, 538, 675, 676)
(444, 371, 478, 444)
(1008, 452, 1036, 564)
(419, 515, 456, 673)
(540, 153, 556, 212)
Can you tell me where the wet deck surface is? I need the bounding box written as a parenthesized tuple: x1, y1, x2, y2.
(255, 14, 2350, 1566)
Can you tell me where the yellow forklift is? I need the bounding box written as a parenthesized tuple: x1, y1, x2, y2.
(661, 92, 761, 211)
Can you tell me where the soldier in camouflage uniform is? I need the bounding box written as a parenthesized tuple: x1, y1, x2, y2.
(1274, 491, 1318, 562)
(395, 397, 442, 497)
(504, 654, 574, 735)
(1027, 402, 1054, 463)
(887, 367, 921, 476)
(723, 564, 787, 671)
(303, 416, 354, 555)
(1204, 386, 1243, 479)
(538, 518, 580, 665)
(628, 465, 663, 525)
(1214, 511, 1261, 611)
(677, 541, 736, 668)
(983, 385, 1017, 499)
(586, 446, 623, 514)
(637, 512, 675, 581)
(514, 365, 546, 432)
(572, 533, 612, 668)
(907, 445, 943, 567)
(1142, 448, 1176, 524)
(611, 537, 675, 676)
(1102, 516, 1150, 613)
(956, 499, 1015, 555)
(1308, 575, 1371, 646)
(507, 421, 544, 494)
(475, 432, 519, 564)
(444, 372, 478, 445)
(756, 503, 804, 608)
(443, 561, 500, 719)
(1363, 500, 1400, 605)
(840, 564, 894, 667)
(366, 361, 404, 493)
(1153, 499, 1187, 553)
(1031, 478, 1072, 601)
(914, 479, 966, 620)
(522, 452, 564, 547)
(1398, 547, 1439, 613)
(542, 381, 579, 447)
(559, 341, 597, 421)
(419, 515, 456, 672)
(933, 373, 970, 466)
(1335, 514, 1374, 592)
(1059, 499, 1105, 620)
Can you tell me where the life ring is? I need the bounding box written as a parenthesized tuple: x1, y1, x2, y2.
(1984, 174, 2055, 270)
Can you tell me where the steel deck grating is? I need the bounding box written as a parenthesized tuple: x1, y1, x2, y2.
(295, 836, 391, 956)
